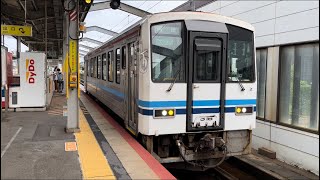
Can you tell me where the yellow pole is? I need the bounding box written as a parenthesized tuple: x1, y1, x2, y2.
(64, 53, 69, 99)
(78, 55, 80, 99)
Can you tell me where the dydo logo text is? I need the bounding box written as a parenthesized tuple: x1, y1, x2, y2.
(26, 59, 36, 83)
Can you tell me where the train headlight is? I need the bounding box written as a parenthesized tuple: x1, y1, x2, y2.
(168, 110, 174, 116)
(162, 110, 168, 116)
(235, 106, 253, 115)
(154, 109, 175, 118)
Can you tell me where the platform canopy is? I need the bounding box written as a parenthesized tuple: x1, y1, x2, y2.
(1, 0, 90, 59)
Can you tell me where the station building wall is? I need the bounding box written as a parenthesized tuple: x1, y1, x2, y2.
(198, 1, 319, 175)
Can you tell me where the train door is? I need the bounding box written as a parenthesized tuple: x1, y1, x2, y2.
(127, 42, 138, 135)
(187, 32, 227, 131)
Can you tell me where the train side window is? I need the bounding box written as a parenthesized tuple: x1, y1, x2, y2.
(116, 48, 121, 84)
(90, 58, 94, 77)
(87, 60, 90, 76)
(97, 55, 101, 79)
(108, 51, 114, 82)
(102, 53, 107, 80)
(128, 43, 134, 67)
(121, 46, 126, 69)
(93, 57, 97, 78)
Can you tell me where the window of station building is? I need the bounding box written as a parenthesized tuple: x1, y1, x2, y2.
(90, 58, 94, 77)
(97, 55, 101, 79)
(108, 51, 114, 82)
(279, 43, 319, 132)
(256, 49, 268, 119)
(122, 46, 126, 69)
(116, 48, 121, 84)
(151, 21, 185, 82)
(102, 53, 107, 80)
(226, 24, 255, 82)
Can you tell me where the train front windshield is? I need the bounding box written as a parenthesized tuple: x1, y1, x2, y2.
(150, 21, 255, 83)
(151, 22, 185, 82)
(226, 24, 255, 82)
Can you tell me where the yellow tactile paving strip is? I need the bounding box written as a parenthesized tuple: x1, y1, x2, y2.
(80, 95, 160, 179)
(75, 110, 115, 180)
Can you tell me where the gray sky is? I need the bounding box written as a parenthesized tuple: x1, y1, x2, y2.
(2, 1, 187, 61)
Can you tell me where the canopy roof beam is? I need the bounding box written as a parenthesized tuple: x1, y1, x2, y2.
(86, 26, 118, 37)
(79, 44, 95, 50)
(80, 49, 89, 54)
(80, 37, 103, 45)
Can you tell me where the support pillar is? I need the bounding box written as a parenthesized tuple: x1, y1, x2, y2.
(63, 11, 68, 94)
(17, 37, 21, 74)
(45, 0, 48, 93)
(66, 0, 80, 133)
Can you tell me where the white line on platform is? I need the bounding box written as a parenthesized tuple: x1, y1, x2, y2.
(1, 127, 22, 159)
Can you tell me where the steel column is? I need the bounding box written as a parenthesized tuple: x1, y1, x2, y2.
(66, 0, 80, 133)
(63, 11, 68, 95)
(45, 0, 48, 96)
(17, 37, 21, 74)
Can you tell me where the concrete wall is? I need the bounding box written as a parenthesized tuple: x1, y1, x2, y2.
(198, 1, 319, 47)
(199, 0, 319, 175)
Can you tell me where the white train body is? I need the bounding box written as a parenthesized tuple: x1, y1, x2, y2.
(84, 12, 256, 164)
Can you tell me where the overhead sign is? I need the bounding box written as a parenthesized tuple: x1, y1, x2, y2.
(1, 25, 32, 37)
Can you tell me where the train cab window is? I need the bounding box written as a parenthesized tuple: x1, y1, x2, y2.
(151, 21, 185, 82)
(102, 53, 107, 80)
(226, 24, 254, 82)
(90, 58, 94, 77)
(108, 51, 114, 82)
(122, 46, 126, 69)
(116, 48, 121, 84)
(97, 55, 101, 79)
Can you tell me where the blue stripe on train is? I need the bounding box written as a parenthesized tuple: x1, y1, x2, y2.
(88, 82, 125, 100)
(87, 82, 257, 112)
(138, 99, 256, 108)
(138, 106, 256, 116)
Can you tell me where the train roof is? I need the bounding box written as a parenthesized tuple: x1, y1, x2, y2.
(85, 11, 255, 59)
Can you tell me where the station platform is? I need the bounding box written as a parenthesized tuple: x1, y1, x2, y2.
(1, 93, 175, 180)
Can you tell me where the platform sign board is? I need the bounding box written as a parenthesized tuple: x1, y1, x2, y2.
(69, 40, 77, 73)
(1, 25, 32, 37)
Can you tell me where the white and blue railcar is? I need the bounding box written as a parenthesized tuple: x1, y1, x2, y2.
(84, 11, 256, 167)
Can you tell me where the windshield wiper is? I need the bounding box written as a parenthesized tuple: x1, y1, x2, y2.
(236, 75, 245, 91)
(166, 69, 181, 92)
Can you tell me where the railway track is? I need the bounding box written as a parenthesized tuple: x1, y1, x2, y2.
(169, 157, 279, 180)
